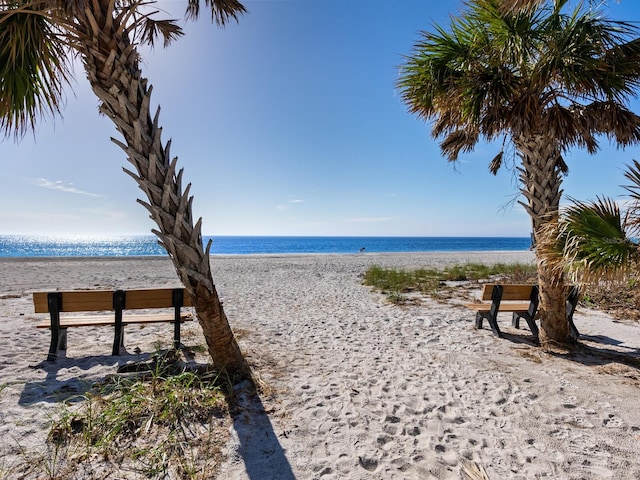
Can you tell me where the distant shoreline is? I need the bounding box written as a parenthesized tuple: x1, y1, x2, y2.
(0, 250, 534, 262)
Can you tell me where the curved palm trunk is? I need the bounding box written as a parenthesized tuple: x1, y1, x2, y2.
(516, 134, 574, 345)
(72, 2, 249, 377)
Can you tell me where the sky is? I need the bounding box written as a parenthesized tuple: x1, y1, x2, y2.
(2, 0, 640, 237)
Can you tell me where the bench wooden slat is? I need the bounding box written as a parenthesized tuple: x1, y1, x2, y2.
(36, 313, 193, 329)
(479, 284, 535, 301)
(464, 302, 532, 312)
(33, 288, 193, 313)
(124, 289, 193, 309)
(33, 290, 114, 313)
(477, 283, 576, 302)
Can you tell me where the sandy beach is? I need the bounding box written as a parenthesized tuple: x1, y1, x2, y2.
(1, 251, 640, 479)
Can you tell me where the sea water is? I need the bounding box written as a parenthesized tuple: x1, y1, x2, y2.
(0, 235, 531, 257)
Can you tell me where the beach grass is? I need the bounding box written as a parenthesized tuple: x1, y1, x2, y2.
(41, 354, 230, 479)
(363, 262, 537, 303)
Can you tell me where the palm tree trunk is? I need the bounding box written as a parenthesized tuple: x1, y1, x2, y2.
(516, 134, 574, 345)
(71, 2, 249, 377)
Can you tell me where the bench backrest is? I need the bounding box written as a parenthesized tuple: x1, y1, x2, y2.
(33, 288, 193, 313)
(480, 284, 536, 301)
(479, 284, 579, 302)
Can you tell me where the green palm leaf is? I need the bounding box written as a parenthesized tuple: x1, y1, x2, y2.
(0, 2, 72, 138)
(560, 196, 639, 283)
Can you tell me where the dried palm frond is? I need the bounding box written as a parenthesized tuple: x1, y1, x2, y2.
(460, 459, 491, 480)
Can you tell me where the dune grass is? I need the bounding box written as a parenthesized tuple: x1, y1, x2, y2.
(30, 352, 231, 480)
(363, 262, 537, 303)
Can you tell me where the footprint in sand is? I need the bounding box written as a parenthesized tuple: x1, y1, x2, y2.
(358, 455, 379, 472)
(603, 413, 625, 428)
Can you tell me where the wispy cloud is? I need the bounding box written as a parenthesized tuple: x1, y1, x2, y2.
(344, 217, 395, 224)
(30, 178, 104, 198)
(277, 198, 305, 211)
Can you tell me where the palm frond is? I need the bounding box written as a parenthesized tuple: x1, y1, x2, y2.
(555, 153, 568, 175)
(622, 159, 640, 202)
(140, 17, 183, 48)
(185, 0, 246, 25)
(559, 196, 639, 284)
(621, 160, 640, 234)
(440, 129, 479, 161)
(0, 3, 73, 138)
(489, 150, 503, 175)
(579, 102, 640, 147)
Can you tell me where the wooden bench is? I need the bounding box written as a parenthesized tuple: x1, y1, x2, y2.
(33, 288, 194, 361)
(465, 284, 540, 338)
(465, 284, 580, 340)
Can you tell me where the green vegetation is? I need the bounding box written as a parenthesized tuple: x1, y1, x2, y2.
(364, 262, 640, 323)
(39, 355, 229, 479)
(363, 262, 537, 303)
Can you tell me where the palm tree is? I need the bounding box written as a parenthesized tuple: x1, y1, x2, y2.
(0, 0, 250, 378)
(558, 160, 640, 286)
(397, 0, 640, 345)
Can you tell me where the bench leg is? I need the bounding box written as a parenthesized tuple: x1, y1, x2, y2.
(47, 328, 68, 362)
(172, 290, 184, 350)
(173, 317, 181, 350)
(476, 312, 502, 337)
(46, 294, 62, 362)
(112, 328, 124, 356)
(512, 312, 521, 329)
(569, 316, 580, 339)
(112, 292, 125, 356)
(512, 312, 539, 339)
(58, 328, 68, 351)
(525, 316, 539, 340)
(47, 328, 59, 362)
(567, 286, 580, 340)
(486, 314, 502, 338)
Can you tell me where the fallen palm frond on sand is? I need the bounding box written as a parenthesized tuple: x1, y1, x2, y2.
(460, 459, 491, 480)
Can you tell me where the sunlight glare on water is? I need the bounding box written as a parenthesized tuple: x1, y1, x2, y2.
(0, 235, 532, 257)
(0, 235, 163, 257)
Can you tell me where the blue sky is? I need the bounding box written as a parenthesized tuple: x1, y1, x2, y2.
(2, 0, 640, 237)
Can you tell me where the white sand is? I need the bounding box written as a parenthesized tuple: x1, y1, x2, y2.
(1, 252, 640, 479)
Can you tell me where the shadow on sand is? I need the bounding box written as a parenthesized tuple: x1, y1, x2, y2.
(499, 328, 640, 371)
(19, 349, 151, 406)
(20, 350, 296, 479)
(229, 378, 296, 480)
(552, 334, 640, 370)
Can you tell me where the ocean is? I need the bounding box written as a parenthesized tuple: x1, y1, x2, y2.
(0, 235, 531, 257)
